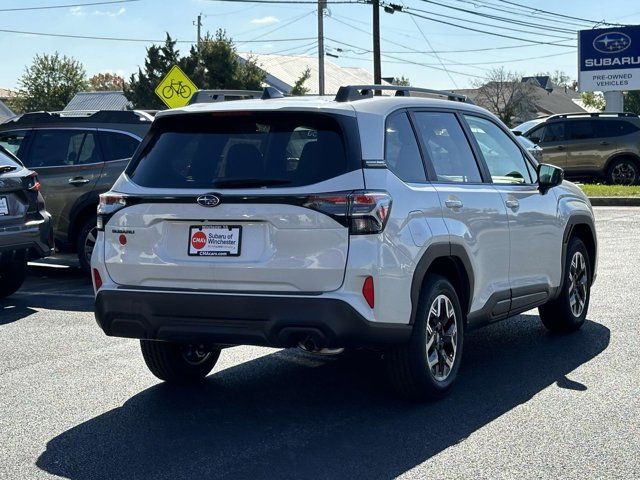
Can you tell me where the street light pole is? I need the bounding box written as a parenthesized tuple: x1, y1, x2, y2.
(196, 13, 202, 46)
(318, 0, 326, 95)
(373, 0, 381, 90)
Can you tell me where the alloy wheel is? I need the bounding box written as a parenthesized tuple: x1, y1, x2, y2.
(181, 344, 212, 366)
(426, 294, 458, 381)
(568, 251, 588, 318)
(611, 162, 637, 185)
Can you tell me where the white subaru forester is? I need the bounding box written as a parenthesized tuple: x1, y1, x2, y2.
(92, 86, 597, 400)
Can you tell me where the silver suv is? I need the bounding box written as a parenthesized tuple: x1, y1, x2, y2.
(91, 86, 597, 400)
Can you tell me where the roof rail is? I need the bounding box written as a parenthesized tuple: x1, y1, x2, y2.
(546, 112, 639, 120)
(334, 85, 472, 103)
(2, 109, 152, 126)
(188, 89, 263, 105)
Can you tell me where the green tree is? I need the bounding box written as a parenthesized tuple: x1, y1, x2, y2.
(624, 91, 640, 114)
(124, 33, 181, 109)
(581, 92, 605, 111)
(180, 30, 265, 90)
(89, 72, 126, 91)
(290, 67, 311, 96)
(15, 52, 88, 112)
(392, 76, 410, 86)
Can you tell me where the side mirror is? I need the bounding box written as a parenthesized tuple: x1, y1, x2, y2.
(538, 163, 564, 192)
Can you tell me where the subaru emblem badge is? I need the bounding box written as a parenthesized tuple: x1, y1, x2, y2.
(196, 194, 220, 207)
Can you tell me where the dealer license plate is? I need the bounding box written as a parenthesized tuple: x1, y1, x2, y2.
(188, 225, 242, 257)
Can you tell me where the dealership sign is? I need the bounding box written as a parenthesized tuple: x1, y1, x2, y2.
(578, 25, 640, 92)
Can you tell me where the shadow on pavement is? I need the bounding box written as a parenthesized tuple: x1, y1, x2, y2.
(0, 303, 38, 325)
(7, 265, 94, 313)
(36, 314, 610, 479)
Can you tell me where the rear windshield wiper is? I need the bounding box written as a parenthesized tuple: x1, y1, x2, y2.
(0, 165, 18, 174)
(212, 178, 292, 188)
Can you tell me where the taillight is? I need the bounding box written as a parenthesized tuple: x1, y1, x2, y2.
(362, 276, 374, 308)
(97, 193, 128, 230)
(24, 171, 40, 191)
(304, 190, 392, 235)
(92, 268, 103, 291)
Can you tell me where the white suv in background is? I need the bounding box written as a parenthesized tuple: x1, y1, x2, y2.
(91, 86, 597, 401)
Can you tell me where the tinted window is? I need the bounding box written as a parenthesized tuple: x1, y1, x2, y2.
(604, 120, 639, 137)
(542, 122, 565, 142)
(412, 112, 481, 183)
(385, 111, 426, 183)
(0, 130, 29, 158)
(527, 126, 544, 144)
(567, 120, 596, 140)
(129, 112, 354, 189)
(99, 131, 140, 162)
(465, 115, 533, 184)
(0, 147, 22, 168)
(27, 130, 101, 167)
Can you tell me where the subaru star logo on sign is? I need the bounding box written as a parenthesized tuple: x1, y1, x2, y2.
(196, 194, 220, 207)
(579, 25, 640, 92)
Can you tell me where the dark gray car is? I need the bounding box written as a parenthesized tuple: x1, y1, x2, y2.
(0, 146, 52, 297)
(0, 110, 151, 270)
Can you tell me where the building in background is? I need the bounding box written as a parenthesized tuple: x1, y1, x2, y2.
(64, 91, 132, 111)
(238, 53, 391, 95)
(0, 88, 16, 122)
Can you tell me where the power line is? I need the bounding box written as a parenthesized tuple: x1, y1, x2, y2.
(497, 0, 621, 26)
(0, 0, 139, 12)
(402, 9, 577, 46)
(205, 0, 362, 4)
(0, 27, 315, 43)
(408, 4, 574, 39)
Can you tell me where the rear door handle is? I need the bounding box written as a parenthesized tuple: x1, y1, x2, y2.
(600, 141, 610, 146)
(556, 145, 565, 150)
(505, 199, 520, 210)
(445, 199, 463, 209)
(68, 177, 90, 186)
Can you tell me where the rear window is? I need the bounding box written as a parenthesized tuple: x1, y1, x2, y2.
(128, 112, 358, 189)
(0, 147, 22, 167)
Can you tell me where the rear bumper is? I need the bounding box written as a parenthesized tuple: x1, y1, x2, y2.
(94, 288, 412, 348)
(0, 216, 53, 259)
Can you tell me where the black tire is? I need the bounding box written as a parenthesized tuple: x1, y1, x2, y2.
(607, 157, 639, 185)
(76, 215, 97, 273)
(385, 275, 464, 401)
(0, 258, 27, 299)
(539, 237, 591, 333)
(140, 340, 221, 383)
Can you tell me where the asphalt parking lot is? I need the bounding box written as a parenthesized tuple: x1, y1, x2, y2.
(0, 206, 638, 480)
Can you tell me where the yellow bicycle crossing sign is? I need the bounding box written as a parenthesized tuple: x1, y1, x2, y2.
(155, 65, 197, 108)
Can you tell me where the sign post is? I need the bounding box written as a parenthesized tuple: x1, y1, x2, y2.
(155, 65, 198, 109)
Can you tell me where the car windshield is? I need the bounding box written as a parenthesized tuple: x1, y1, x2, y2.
(128, 112, 357, 189)
(513, 119, 545, 135)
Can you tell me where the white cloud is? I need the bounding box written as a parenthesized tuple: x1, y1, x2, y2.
(93, 7, 126, 17)
(70, 6, 84, 16)
(250, 16, 279, 25)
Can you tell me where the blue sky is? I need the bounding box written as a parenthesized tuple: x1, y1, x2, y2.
(1, 0, 640, 90)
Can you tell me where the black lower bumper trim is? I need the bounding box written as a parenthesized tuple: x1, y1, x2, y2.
(95, 289, 412, 348)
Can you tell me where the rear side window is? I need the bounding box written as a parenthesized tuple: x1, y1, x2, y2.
(567, 120, 596, 140)
(26, 130, 101, 167)
(129, 112, 356, 189)
(604, 120, 639, 137)
(412, 111, 482, 183)
(0, 130, 29, 158)
(99, 131, 140, 162)
(385, 111, 426, 183)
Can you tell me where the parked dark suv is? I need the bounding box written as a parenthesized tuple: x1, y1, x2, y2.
(514, 112, 640, 184)
(0, 110, 152, 270)
(0, 146, 52, 297)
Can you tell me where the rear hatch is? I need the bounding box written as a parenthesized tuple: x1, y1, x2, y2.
(102, 110, 364, 292)
(0, 151, 38, 228)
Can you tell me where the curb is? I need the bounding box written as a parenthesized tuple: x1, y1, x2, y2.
(588, 197, 640, 206)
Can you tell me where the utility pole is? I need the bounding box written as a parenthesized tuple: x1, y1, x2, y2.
(195, 13, 202, 46)
(372, 0, 381, 91)
(318, 0, 326, 95)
